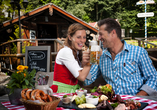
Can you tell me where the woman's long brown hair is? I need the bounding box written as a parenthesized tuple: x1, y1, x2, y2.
(64, 23, 87, 63)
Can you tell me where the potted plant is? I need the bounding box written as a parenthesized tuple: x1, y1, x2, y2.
(6, 65, 36, 105)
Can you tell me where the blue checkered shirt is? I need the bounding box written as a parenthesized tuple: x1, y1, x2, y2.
(84, 41, 157, 95)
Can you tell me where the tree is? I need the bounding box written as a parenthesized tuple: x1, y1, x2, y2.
(0, 0, 157, 33)
(0, 0, 12, 23)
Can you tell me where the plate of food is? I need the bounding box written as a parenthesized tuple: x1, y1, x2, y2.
(57, 85, 148, 110)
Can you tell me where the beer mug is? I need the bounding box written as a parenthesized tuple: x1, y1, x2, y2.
(35, 85, 53, 95)
(89, 41, 100, 65)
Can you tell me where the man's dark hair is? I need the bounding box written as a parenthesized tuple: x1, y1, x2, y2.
(98, 18, 121, 39)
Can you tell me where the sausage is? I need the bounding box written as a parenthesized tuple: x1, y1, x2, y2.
(116, 95, 124, 103)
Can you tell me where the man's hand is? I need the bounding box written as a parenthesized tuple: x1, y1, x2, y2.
(136, 90, 148, 96)
(82, 51, 90, 67)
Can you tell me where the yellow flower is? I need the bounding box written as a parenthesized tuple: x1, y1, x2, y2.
(17, 71, 21, 74)
(24, 73, 26, 77)
(7, 64, 36, 95)
(17, 65, 25, 71)
(24, 66, 28, 70)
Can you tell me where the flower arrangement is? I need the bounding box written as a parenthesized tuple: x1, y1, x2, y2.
(7, 65, 36, 95)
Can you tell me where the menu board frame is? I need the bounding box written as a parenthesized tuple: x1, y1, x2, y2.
(25, 46, 51, 72)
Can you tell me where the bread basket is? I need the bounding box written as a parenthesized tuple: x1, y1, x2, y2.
(20, 95, 60, 110)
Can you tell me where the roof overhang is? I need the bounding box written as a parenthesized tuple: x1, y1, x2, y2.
(0, 3, 98, 34)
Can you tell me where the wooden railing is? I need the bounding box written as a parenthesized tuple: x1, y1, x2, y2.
(135, 38, 157, 63)
(135, 38, 157, 48)
(0, 39, 64, 72)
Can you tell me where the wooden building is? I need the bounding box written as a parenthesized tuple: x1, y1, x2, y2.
(0, 3, 98, 52)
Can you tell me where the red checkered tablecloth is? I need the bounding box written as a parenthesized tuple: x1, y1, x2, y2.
(1, 93, 157, 110)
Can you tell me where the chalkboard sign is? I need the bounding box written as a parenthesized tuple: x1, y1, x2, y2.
(25, 46, 51, 73)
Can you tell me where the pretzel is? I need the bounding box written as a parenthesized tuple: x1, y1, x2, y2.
(47, 94, 52, 102)
(34, 90, 46, 103)
(41, 94, 52, 102)
(21, 88, 28, 100)
(31, 89, 39, 100)
(21, 89, 53, 103)
(26, 89, 32, 100)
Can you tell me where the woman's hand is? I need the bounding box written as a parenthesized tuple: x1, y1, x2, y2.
(82, 50, 90, 67)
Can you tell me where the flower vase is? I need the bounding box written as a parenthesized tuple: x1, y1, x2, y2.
(6, 88, 23, 105)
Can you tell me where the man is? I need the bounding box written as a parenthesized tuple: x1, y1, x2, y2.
(83, 18, 157, 96)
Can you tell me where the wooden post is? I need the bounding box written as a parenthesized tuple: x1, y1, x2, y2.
(56, 38, 60, 52)
(2, 46, 5, 63)
(17, 41, 21, 65)
(8, 44, 12, 70)
(138, 40, 141, 47)
(142, 41, 145, 48)
(0, 63, 1, 71)
(36, 39, 38, 46)
(54, 41, 57, 52)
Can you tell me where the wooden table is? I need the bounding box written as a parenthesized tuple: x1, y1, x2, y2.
(1, 94, 157, 110)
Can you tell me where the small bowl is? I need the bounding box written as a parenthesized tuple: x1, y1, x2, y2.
(62, 95, 72, 104)
(86, 95, 99, 105)
(75, 89, 87, 97)
(62, 97, 70, 104)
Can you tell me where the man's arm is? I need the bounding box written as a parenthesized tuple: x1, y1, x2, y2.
(138, 49, 157, 96)
(84, 65, 101, 86)
(136, 90, 148, 96)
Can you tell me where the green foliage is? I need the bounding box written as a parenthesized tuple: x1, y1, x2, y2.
(10, 36, 18, 54)
(7, 65, 36, 95)
(1, 0, 157, 32)
(5, 24, 32, 54)
(22, 41, 32, 53)
(4, 24, 21, 54)
(13, 24, 23, 39)
(0, 0, 12, 23)
(118, 10, 138, 29)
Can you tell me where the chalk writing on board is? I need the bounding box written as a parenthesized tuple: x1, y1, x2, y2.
(25, 46, 51, 72)
(27, 50, 47, 72)
(28, 51, 45, 61)
(29, 61, 46, 71)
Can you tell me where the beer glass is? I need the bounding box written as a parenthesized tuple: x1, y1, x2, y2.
(89, 41, 100, 65)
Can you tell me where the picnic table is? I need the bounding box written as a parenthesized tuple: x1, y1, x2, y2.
(1, 93, 157, 110)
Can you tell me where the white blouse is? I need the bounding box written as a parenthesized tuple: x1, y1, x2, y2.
(55, 46, 83, 78)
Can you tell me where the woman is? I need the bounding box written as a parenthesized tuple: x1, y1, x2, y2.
(52, 23, 91, 93)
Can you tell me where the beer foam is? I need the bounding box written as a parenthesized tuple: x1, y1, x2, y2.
(91, 45, 100, 51)
(89, 41, 97, 46)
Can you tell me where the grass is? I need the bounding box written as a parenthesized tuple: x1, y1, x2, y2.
(125, 40, 157, 48)
(125, 40, 138, 46)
